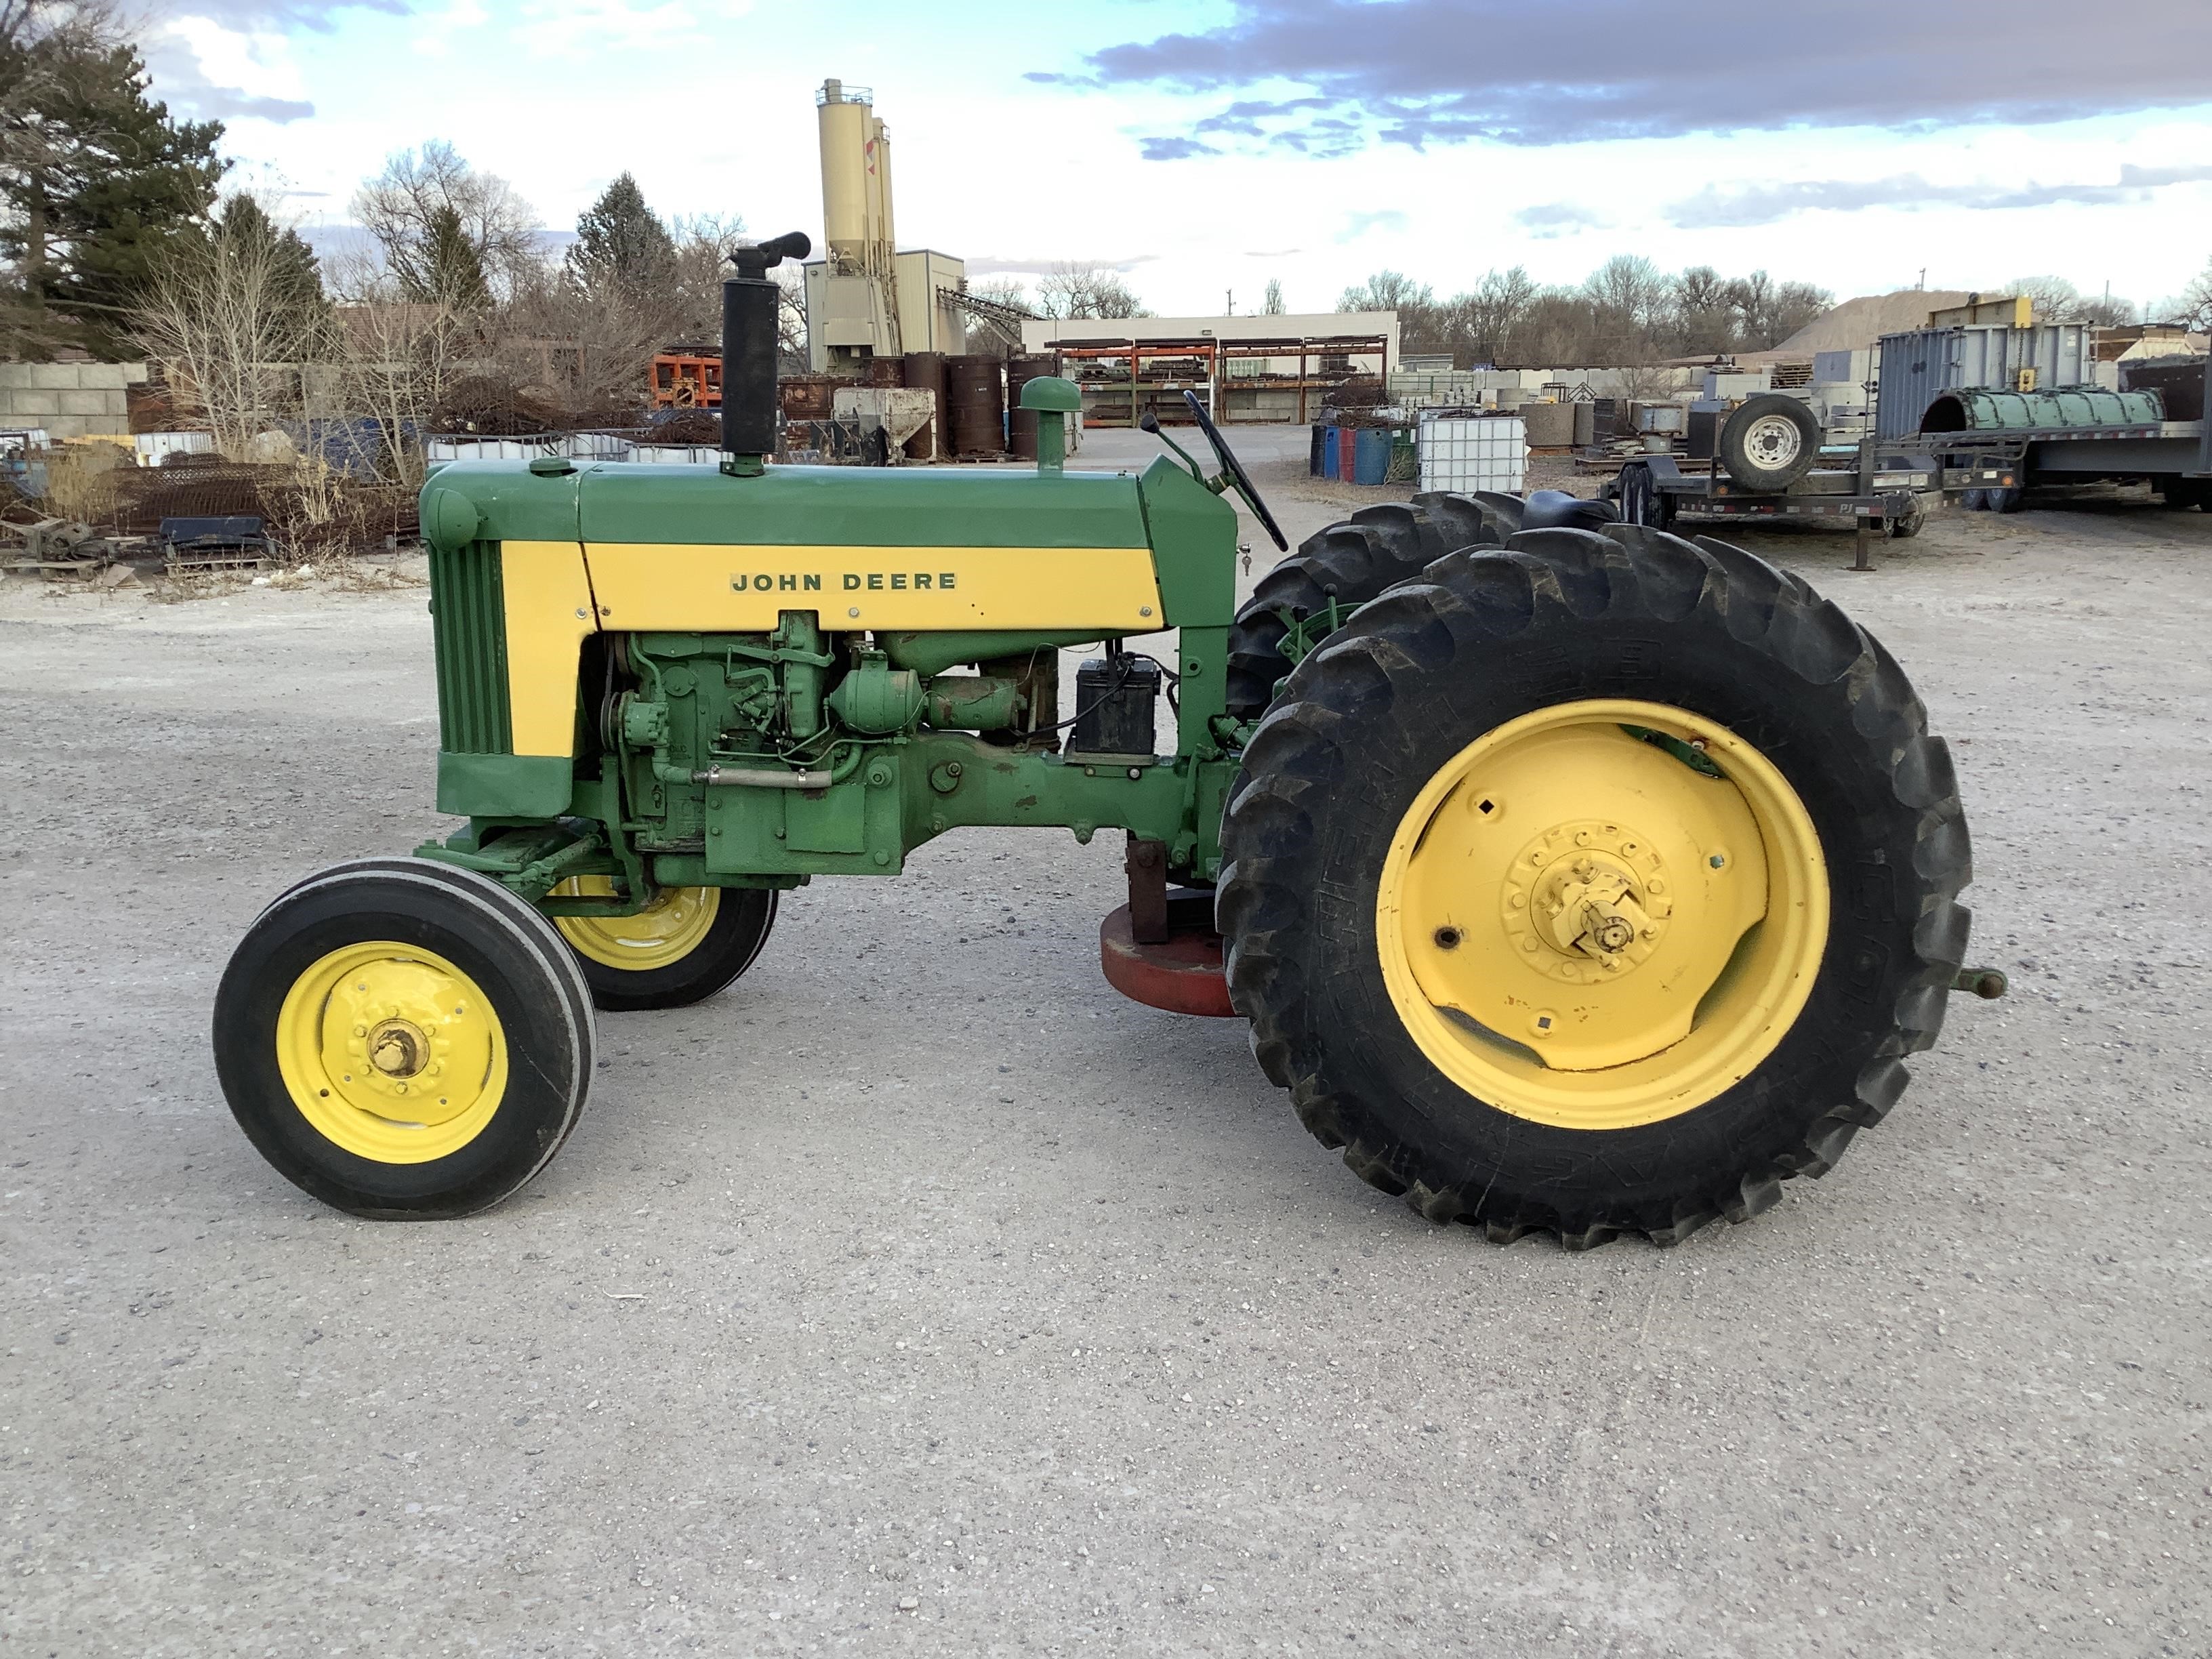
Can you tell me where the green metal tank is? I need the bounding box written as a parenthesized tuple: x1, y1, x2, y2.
(1920, 385, 2165, 432)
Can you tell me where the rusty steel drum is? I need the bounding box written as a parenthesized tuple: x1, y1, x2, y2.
(777, 375, 836, 422)
(1004, 354, 1057, 461)
(944, 355, 1006, 457)
(901, 351, 947, 460)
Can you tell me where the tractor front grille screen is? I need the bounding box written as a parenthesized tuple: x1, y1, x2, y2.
(430, 539, 512, 754)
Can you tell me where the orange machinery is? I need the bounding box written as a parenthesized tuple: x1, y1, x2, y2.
(649, 353, 720, 408)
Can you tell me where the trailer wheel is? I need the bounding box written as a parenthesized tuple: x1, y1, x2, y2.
(1959, 488, 1988, 512)
(214, 862, 595, 1218)
(1988, 483, 2026, 513)
(1717, 394, 1821, 492)
(1617, 462, 1675, 530)
(1887, 499, 1927, 539)
(1218, 527, 1971, 1248)
(549, 878, 777, 1011)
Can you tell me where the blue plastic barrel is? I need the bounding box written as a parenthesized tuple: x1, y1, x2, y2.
(1322, 427, 1339, 477)
(1354, 427, 1391, 485)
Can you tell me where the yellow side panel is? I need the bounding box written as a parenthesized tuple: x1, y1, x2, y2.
(500, 540, 597, 758)
(580, 544, 1163, 633)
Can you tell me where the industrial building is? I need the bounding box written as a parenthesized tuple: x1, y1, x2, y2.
(799, 81, 966, 371)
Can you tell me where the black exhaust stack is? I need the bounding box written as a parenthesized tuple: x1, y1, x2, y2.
(722, 231, 811, 474)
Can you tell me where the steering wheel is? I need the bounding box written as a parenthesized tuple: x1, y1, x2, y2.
(1171, 390, 1288, 551)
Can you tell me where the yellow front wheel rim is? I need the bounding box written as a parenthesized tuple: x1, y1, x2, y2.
(1375, 698, 1829, 1130)
(275, 943, 508, 1162)
(550, 878, 720, 972)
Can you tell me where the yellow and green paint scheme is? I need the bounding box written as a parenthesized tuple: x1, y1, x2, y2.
(414, 390, 1243, 915)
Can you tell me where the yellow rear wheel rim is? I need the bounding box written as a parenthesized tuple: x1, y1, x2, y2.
(551, 877, 720, 972)
(1375, 697, 1828, 1130)
(275, 943, 508, 1163)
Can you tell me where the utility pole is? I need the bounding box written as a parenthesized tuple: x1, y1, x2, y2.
(1225, 289, 1233, 316)
(1917, 268, 1926, 290)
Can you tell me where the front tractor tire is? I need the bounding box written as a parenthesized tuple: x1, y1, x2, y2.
(1217, 527, 1971, 1248)
(548, 878, 777, 1012)
(213, 861, 596, 1219)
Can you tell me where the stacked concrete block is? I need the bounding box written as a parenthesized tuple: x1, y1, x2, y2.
(0, 361, 148, 439)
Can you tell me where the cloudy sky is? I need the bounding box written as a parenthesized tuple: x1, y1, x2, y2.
(145, 0, 2212, 316)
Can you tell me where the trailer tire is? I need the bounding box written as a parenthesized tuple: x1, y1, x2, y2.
(1960, 488, 1988, 512)
(1988, 484, 2026, 513)
(1218, 527, 1971, 1248)
(1887, 499, 1926, 539)
(1617, 462, 1676, 531)
(1717, 394, 1821, 492)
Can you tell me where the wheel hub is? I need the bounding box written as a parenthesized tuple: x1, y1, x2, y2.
(1502, 821, 1672, 984)
(1744, 415, 1801, 468)
(325, 960, 478, 1121)
(367, 1017, 432, 1080)
(276, 941, 507, 1160)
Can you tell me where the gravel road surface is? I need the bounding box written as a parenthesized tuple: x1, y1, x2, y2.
(3, 450, 2207, 1657)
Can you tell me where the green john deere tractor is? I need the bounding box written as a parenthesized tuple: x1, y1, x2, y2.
(213, 232, 1998, 1244)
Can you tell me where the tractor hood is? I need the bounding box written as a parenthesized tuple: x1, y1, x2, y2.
(422, 459, 1152, 552)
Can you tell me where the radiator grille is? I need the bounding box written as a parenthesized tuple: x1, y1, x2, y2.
(430, 539, 511, 753)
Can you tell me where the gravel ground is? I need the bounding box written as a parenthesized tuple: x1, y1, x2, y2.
(3, 444, 2208, 1658)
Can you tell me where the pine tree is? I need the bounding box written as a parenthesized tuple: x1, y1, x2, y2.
(0, 7, 226, 356)
(414, 203, 490, 310)
(207, 192, 325, 355)
(567, 172, 676, 303)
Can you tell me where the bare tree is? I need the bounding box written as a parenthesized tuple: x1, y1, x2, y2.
(323, 245, 478, 489)
(493, 256, 659, 418)
(1452, 266, 1539, 365)
(2175, 260, 2212, 331)
(1669, 264, 1736, 355)
(1338, 270, 1433, 314)
(666, 213, 746, 344)
(1262, 276, 1284, 315)
(2006, 273, 2136, 328)
(130, 191, 327, 457)
(1036, 261, 1148, 320)
(351, 141, 538, 301)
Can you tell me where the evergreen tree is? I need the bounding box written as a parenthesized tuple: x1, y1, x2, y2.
(0, 5, 226, 356)
(414, 203, 490, 310)
(567, 171, 676, 302)
(208, 191, 325, 354)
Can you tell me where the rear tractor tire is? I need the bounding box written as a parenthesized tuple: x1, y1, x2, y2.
(1225, 493, 1521, 720)
(1217, 527, 1971, 1248)
(548, 878, 777, 1012)
(213, 861, 596, 1218)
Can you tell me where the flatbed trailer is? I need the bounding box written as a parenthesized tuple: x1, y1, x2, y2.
(1613, 439, 1939, 550)
(1915, 354, 2212, 510)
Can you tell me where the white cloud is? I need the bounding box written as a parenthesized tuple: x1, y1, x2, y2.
(411, 0, 488, 58)
(150, 16, 316, 121)
(510, 0, 753, 62)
